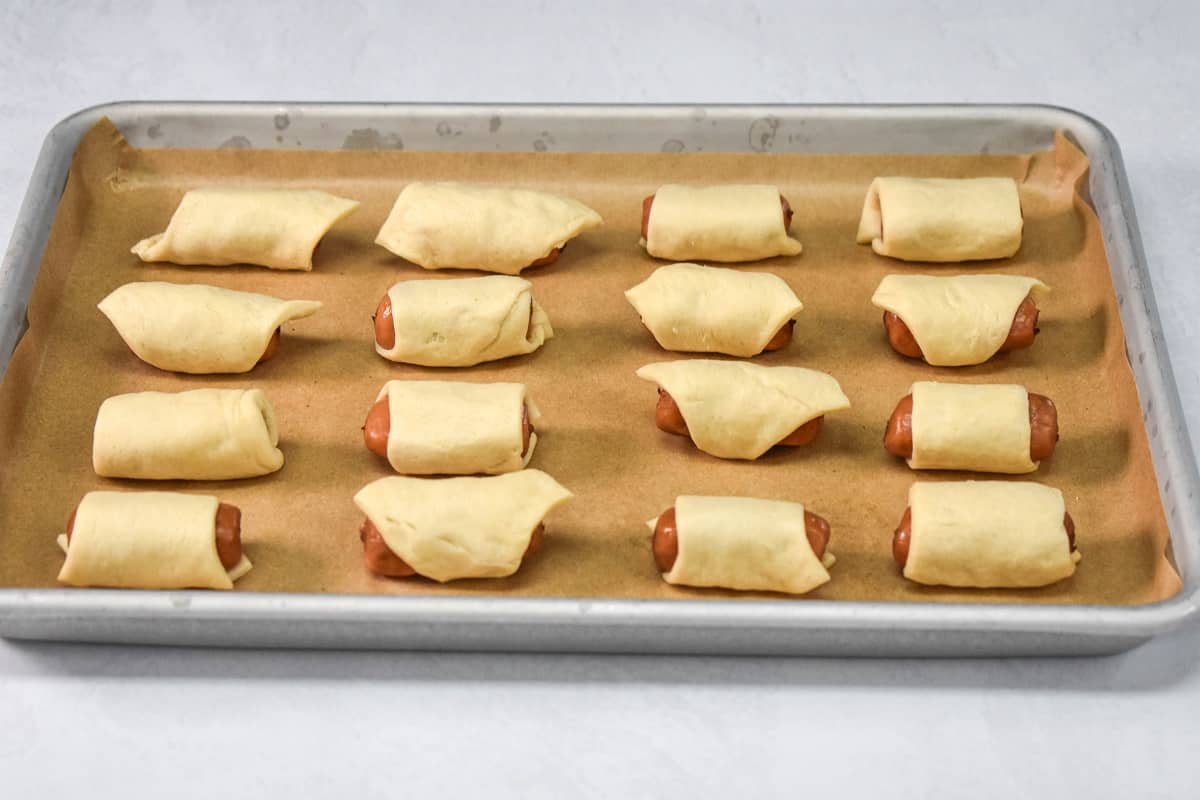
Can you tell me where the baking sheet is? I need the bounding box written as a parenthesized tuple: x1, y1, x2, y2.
(0, 118, 1180, 605)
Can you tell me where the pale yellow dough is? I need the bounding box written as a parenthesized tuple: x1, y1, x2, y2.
(98, 282, 321, 374)
(856, 177, 1023, 262)
(635, 360, 850, 460)
(378, 380, 541, 475)
(643, 184, 802, 262)
(904, 481, 1080, 588)
(624, 263, 803, 356)
(353, 470, 573, 582)
(375, 182, 602, 274)
(93, 388, 284, 480)
(57, 491, 251, 590)
(132, 188, 359, 271)
(871, 274, 1049, 366)
(652, 496, 835, 594)
(909, 382, 1037, 474)
(376, 275, 553, 367)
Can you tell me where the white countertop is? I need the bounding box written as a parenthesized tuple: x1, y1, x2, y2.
(2, 2, 1199, 796)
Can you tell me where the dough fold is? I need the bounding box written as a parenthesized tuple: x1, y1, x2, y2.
(93, 388, 284, 480)
(624, 263, 803, 356)
(643, 184, 802, 262)
(655, 496, 834, 594)
(376, 275, 553, 367)
(635, 360, 850, 460)
(375, 182, 602, 274)
(871, 274, 1049, 366)
(378, 380, 540, 475)
(909, 382, 1037, 473)
(856, 177, 1022, 262)
(132, 188, 359, 270)
(353, 470, 573, 582)
(98, 281, 321, 374)
(904, 481, 1080, 588)
(57, 491, 251, 590)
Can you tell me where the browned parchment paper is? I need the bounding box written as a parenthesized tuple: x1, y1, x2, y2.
(0, 119, 1180, 605)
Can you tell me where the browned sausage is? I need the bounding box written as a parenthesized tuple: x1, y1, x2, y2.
(527, 246, 562, 268)
(891, 506, 1077, 567)
(883, 392, 1059, 462)
(654, 388, 823, 447)
(257, 328, 281, 364)
(883, 295, 1041, 360)
(362, 397, 534, 461)
(66, 501, 243, 570)
(652, 505, 830, 573)
(763, 319, 795, 352)
(641, 193, 794, 240)
(359, 518, 545, 578)
(373, 292, 538, 352)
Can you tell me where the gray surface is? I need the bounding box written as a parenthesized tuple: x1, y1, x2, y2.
(2, 1, 1199, 796)
(1, 102, 1197, 656)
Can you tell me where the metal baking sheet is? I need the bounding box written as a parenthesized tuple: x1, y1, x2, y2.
(0, 103, 1196, 656)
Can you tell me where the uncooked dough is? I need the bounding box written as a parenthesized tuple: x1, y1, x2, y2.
(909, 381, 1038, 473)
(856, 177, 1022, 262)
(871, 274, 1049, 366)
(375, 182, 602, 274)
(643, 184, 803, 262)
(635, 360, 850, 459)
(132, 187, 359, 270)
(93, 388, 284, 480)
(624, 263, 803, 356)
(98, 281, 321, 374)
(353, 470, 573, 582)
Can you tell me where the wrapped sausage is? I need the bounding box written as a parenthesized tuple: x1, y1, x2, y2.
(642, 184, 802, 262)
(856, 177, 1022, 262)
(132, 188, 358, 271)
(98, 282, 321, 374)
(57, 491, 251, 590)
(624, 263, 803, 356)
(92, 388, 284, 480)
(374, 275, 553, 367)
(375, 182, 602, 274)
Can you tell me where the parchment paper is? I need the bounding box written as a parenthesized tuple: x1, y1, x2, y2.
(0, 119, 1180, 605)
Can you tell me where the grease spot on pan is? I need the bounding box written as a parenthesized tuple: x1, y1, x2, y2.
(343, 128, 405, 149)
(274, 113, 291, 130)
(748, 117, 779, 152)
(147, 123, 162, 140)
(220, 135, 252, 149)
(661, 139, 685, 153)
(489, 115, 502, 133)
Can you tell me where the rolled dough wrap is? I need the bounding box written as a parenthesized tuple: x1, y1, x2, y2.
(653, 496, 835, 594)
(132, 188, 359, 271)
(377, 380, 541, 475)
(904, 481, 1081, 588)
(375, 182, 602, 274)
(643, 184, 803, 262)
(856, 177, 1023, 262)
(635, 360, 850, 460)
(377, 275, 553, 367)
(93, 388, 284, 480)
(871, 274, 1049, 366)
(57, 491, 252, 590)
(98, 281, 321, 374)
(353, 470, 573, 582)
(624, 263, 803, 356)
(909, 381, 1037, 473)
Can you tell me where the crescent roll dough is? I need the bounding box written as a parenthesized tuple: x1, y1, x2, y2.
(57, 491, 252, 590)
(93, 388, 284, 480)
(871, 274, 1049, 366)
(377, 275, 553, 367)
(909, 382, 1037, 473)
(643, 184, 802, 262)
(856, 177, 1022, 262)
(353, 470, 573, 582)
(132, 188, 359, 271)
(652, 496, 835, 595)
(377, 381, 541, 475)
(904, 481, 1080, 588)
(98, 282, 321, 374)
(636, 360, 850, 460)
(375, 182, 602, 274)
(624, 263, 803, 356)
